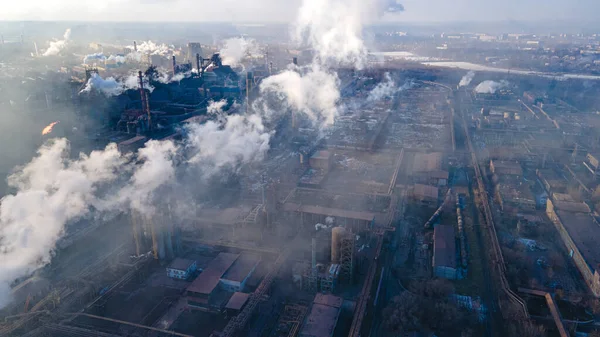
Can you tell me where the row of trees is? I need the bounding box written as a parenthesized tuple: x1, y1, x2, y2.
(382, 280, 479, 336)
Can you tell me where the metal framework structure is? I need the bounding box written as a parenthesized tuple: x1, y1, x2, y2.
(339, 233, 354, 282)
(220, 235, 300, 337)
(273, 303, 308, 337)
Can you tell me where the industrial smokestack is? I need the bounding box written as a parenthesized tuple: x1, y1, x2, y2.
(33, 42, 39, 57)
(269, 62, 273, 75)
(196, 53, 201, 77)
(133, 40, 137, 52)
(246, 72, 254, 114)
(311, 237, 317, 278)
(293, 57, 298, 66)
(172, 55, 177, 75)
(138, 71, 151, 131)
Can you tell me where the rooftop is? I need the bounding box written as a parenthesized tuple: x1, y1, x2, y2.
(313, 293, 343, 308)
(413, 152, 443, 172)
(413, 184, 439, 200)
(490, 160, 523, 176)
(433, 225, 456, 269)
(299, 294, 343, 337)
(167, 258, 195, 271)
(221, 254, 261, 283)
(311, 150, 332, 160)
(283, 203, 376, 222)
(555, 210, 600, 272)
(186, 253, 239, 295)
(225, 292, 250, 311)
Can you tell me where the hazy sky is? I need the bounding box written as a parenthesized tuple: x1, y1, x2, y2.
(1, 0, 599, 23)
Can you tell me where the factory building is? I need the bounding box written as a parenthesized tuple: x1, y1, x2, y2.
(185, 252, 261, 308)
(546, 197, 600, 296)
(299, 293, 343, 337)
(219, 254, 261, 292)
(411, 184, 440, 206)
(433, 225, 457, 280)
(225, 292, 250, 315)
(489, 159, 523, 177)
(186, 253, 239, 308)
(166, 258, 197, 280)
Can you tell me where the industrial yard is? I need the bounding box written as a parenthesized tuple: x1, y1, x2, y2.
(4, 7, 600, 337)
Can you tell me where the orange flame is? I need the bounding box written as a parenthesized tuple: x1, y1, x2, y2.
(42, 121, 59, 135)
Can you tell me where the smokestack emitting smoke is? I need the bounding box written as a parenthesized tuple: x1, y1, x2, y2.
(0, 140, 125, 307)
(134, 41, 137, 52)
(219, 37, 261, 67)
(42, 28, 71, 57)
(257, 0, 403, 127)
(0, 0, 403, 309)
(459, 71, 476, 87)
(474, 80, 509, 94)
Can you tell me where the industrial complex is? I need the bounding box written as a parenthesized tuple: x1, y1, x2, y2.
(2, 11, 600, 337)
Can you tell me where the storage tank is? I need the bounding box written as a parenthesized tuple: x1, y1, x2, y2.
(331, 227, 347, 263)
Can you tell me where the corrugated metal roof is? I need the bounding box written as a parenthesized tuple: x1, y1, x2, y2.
(283, 203, 375, 222)
(433, 225, 456, 269)
(413, 184, 439, 200)
(413, 152, 443, 172)
(225, 292, 250, 311)
(187, 253, 239, 295)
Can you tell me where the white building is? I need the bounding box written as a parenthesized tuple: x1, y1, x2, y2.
(166, 258, 197, 280)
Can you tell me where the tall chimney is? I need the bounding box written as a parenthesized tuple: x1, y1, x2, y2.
(172, 55, 177, 75)
(311, 237, 317, 278)
(138, 71, 151, 131)
(269, 62, 273, 75)
(293, 57, 298, 66)
(196, 53, 201, 76)
(246, 72, 254, 114)
(133, 40, 137, 52)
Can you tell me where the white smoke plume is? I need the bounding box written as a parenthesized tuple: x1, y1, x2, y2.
(0, 139, 125, 307)
(367, 72, 398, 101)
(219, 37, 261, 66)
(79, 73, 154, 96)
(475, 80, 509, 94)
(257, 0, 403, 128)
(459, 71, 475, 87)
(207, 99, 228, 115)
(295, 0, 403, 68)
(42, 28, 71, 57)
(259, 65, 340, 125)
(79, 73, 122, 96)
(83, 52, 106, 64)
(128, 40, 173, 57)
(153, 68, 193, 84)
(186, 113, 271, 177)
(118, 140, 177, 214)
(107, 55, 126, 64)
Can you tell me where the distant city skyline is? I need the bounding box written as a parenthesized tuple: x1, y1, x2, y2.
(2, 0, 600, 24)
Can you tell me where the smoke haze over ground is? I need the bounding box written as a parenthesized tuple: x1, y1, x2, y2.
(474, 80, 509, 94)
(0, 0, 405, 308)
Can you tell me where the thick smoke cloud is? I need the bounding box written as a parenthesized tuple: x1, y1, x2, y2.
(219, 37, 262, 67)
(79, 73, 154, 96)
(0, 0, 404, 308)
(258, 0, 403, 128)
(294, 0, 403, 68)
(83, 52, 106, 64)
(186, 100, 271, 177)
(475, 80, 509, 94)
(42, 28, 71, 57)
(118, 140, 177, 214)
(260, 65, 340, 125)
(0, 140, 125, 307)
(459, 70, 475, 87)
